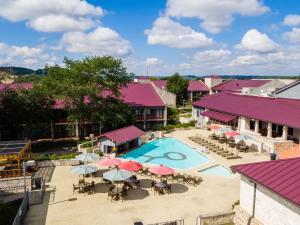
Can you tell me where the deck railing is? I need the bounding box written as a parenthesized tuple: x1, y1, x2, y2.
(12, 191, 29, 225)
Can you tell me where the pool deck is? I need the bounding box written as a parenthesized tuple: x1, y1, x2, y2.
(25, 128, 269, 225)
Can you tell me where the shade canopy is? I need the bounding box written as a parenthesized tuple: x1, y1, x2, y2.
(76, 153, 100, 162)
(224, 131, 240, 137)
(207, 124, 221, 130)
(118, 160, 143, 172)
(103, 169, 132, 182)
(97, 157, 122, 167)
(149, 165, 174, 175)
(70, 165, 98, 175)
(201, 110, 237, 123)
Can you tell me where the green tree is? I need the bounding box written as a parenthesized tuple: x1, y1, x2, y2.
(42, 56, 134, 139)
(167, 107, 179, 125)
(0, 87, 54, 139)
(167, 73, 188, 106)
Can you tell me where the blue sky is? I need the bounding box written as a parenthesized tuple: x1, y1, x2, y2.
(0, 0, 300, 76)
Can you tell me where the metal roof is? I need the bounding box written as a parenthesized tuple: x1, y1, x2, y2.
(231, 158, 300, 206)
(201, 110, 237, 122)
(212, 79, 271, 92)
(100, 125, 145, 145)
(193, 92, 300, 129)
(188, 80, 210, 92)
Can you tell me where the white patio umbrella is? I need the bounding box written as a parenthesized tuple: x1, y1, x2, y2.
(76, 153, 100, 162)
(70, 165, 98, 175)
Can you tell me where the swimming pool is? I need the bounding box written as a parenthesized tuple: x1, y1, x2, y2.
(120, 137, 211, 169)
(199, 165, 234, 177)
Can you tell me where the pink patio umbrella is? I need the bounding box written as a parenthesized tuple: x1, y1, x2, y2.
(208, 124, 221, 130)
(149, 164, 174, 176)
(118, 160, 143, 172)
(97, 157, 122, 167)
(224, 131, 240, 137)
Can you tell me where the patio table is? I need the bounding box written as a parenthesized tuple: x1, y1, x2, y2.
(125, 177, 136, 183)
(155, 182, 167, 188)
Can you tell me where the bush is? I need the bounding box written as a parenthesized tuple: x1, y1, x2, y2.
(32, 139, 78, 153)
(32, 153, 79, 161)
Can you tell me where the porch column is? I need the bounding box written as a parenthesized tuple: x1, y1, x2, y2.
(254, 120, 259, 133)
(50, 120, 55, 139)
(282, 126, 288, 140)
(163, 106, 167, 126)
(143, 109, 147, 130)
(267, 122, 272, 138)
(75, 122, 79, 138)
(190, 91, 193, 102)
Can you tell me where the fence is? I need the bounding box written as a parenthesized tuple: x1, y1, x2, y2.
(12, 191, 29, 225)
(148, 219, 184, 225)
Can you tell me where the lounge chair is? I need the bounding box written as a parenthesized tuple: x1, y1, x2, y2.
(227, 155, 241, 160)
(165, 184, 172, 194)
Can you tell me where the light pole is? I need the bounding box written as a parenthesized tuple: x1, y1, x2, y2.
(23, 161, 27, 193)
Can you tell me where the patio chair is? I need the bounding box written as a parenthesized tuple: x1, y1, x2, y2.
(165, 184, 172, 194)
(227, 155, 241, 160)
(73, 184, 79, 194)
(177, 174, 185, 183)
(184, 175, 192, 184)
(151, 180, 157, 191)
(108, 184, 116, 192)
(191, 177, 202, 186)
(120, 189, 128, 201)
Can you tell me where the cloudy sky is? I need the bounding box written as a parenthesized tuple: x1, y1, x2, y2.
(0, 0, 300, 76)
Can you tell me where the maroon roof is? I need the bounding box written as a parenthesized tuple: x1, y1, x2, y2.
(100, 125, 145, 144)
(152, 80, 167, 89)
(231, 158, 300, 206)
(104, 83, 165, 107)
(201, 110, 237, 122)
(188, 80, 210, 92)
(193, 93, 300, 129)
(212, 79, 271, 92)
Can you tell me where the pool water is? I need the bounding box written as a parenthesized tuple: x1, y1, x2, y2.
(120, 138, 210, 169)
(199, 165, 234, 177)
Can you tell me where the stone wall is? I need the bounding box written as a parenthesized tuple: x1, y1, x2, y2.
(37, 159, 80, 168)
(0, 176, 32, 195)
(273, 140, 293, 153)
(196, 210, 235, 225)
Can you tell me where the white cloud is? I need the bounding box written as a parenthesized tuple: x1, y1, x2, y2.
(61, 27, 132, 57)
(237, 29, 278, 53)
(146, 57, 161, 65)
(145, 17, 213, 48)
(193, 49, 231, 63)
(0, 42, 58, 68)
(27, 14, 95, 32)
(283, 14, 300, 27)
(166, 0, 268, 33)
(0, 0, 103, 32)
(283, 28, 300, 44)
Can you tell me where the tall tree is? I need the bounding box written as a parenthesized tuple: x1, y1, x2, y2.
(167, 73, 188, 105)
(42, 56, 134, 139)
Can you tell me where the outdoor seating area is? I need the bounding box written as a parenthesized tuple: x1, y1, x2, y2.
(189, 134, 242, 160)
(69, 153, 203, 202)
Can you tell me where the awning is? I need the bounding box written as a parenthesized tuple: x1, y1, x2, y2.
(201, 110, 237, 123)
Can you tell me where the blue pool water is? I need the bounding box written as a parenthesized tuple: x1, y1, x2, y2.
(199, 165, 233, 177)
(120, 138, 210, 169)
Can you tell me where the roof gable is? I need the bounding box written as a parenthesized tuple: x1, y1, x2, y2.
(212, 79, 271, 92)
(100, 125, 145, 144)
(188, 80, 209, 92)
(231, 158, 300, 206)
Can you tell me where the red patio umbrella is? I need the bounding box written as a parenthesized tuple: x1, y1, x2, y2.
(118, 160, 143, 172)
(149, 164, 174, 176)
(208, 124, 221, 130)
(97, 157, 122, 167)
(224, 131, 240, 137)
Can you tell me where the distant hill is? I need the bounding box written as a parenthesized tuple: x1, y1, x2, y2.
(0, 67, 36, 76)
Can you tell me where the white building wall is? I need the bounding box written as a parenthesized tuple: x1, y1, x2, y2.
(240, 177, 300, 225)
(97, 136, 115, 153)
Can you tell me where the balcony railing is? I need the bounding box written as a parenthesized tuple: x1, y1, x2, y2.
(146, 115, 164, 120)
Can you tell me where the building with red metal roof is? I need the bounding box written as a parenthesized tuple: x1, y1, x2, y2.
(212, 79, 271, 93)
(188, 80, 210, 102)
(152, 80, 167, 89)
(231, 158, 300, 225)
(97, 125, 145, 154)
(192, 92, 300, 145)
